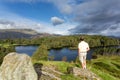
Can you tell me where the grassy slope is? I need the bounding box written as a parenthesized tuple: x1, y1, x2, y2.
(0, 44, 10, 48)
(33, 61, 82, 80)
(33, 56, 120, 80)
(88, 56, 120, 80)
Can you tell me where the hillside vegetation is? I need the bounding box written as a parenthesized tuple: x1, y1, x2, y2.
(0, 44, 15, 64)
(33, 56, 120, 80)
(89, 56, 120, 80)
(31, 35, 119, 61)
(0, 35, 119, 47)
(0, 34, 119, 63)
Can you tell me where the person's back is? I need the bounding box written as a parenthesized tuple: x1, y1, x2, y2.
(78, 41, 89, 52)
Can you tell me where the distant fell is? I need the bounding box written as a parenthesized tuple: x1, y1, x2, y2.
(0, 29, 57, 39)
(0, 29, 38, 35)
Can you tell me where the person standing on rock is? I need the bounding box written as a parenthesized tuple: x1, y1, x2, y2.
(78, 37, 90, 69)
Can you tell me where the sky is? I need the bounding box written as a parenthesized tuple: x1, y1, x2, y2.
(0, 0, 120, 37)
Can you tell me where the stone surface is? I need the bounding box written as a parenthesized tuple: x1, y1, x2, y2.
(67, 67, 102, 80)
(34, 63, 63, 80)
(0, 52, 37, 80)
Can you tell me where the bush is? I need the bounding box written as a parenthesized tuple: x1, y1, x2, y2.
(32, 44, 48, 61)
(0, 45, 15, 65)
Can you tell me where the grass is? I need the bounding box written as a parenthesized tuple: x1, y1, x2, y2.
(35, 61, 75, 73)
(33, 55, 120, 80)
(91, 68, 117, 80)
(88, 55, 120, 80)
(61, 74, 82, 80)
(33, 60, 83, 79)
(0, 44, 12, 48)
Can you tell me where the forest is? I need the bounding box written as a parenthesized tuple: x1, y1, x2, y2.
(0, 35, 119, 62)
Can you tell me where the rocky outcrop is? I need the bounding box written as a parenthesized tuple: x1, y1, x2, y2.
(67, 67, 102, 80)
(34, 63, 64, 80)
(0, 52, 37, 80)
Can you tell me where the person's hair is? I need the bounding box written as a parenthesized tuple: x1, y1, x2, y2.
(80, 37, 84, 41)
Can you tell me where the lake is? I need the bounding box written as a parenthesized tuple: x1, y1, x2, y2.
(15, 45, 120, 61)
(48, 48, 94, 61)
(15, 46, 38, 56)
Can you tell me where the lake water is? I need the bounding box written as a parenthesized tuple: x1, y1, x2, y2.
(49, 48, 94, 61)
(15, 45, 120, 61)
(15, 46, 38, 56)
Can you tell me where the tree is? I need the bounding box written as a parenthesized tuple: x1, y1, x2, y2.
(32, 44, 48, 61)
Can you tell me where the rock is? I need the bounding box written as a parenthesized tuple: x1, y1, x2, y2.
(67, 67, 74, 74)
(92, 55, 98, 59)
(41, 66, 64, 80)
(67, 67, 102, 80)
(41, 71, 61, 80)
(34, 63, 64, 80)
(34, 63, 43, 80)
(0, 52, 37, 80)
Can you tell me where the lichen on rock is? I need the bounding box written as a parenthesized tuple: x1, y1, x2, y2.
(0, 52, 37, 80)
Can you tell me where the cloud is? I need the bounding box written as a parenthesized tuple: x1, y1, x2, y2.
(69, 0, 120, 36)
(0, 8, 44, 30)
(0, 10, 75, 35)
(48, 0, 73, 14)
(1, 0, 120, 36)
(0, 19, 36, 29)
(0, 0, 34, 3)
(42, 0, 120, 36)
(51, 16, 64, 26)
(0, 18, 76, 35)
(1, 0, 74, 14)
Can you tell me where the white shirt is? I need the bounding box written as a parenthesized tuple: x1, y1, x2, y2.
(78, 41, 89, 52)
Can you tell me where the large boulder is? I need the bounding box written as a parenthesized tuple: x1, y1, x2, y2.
(67, 67, 102, 80)
(34, 63, 63, 80)
(0, 52, 37, 80)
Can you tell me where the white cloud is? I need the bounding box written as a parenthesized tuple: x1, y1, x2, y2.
(0, 9, 76, 35)
(0, 0, 75, 35)
(46, 0, 120, 36)
(51, 16, 64, 26)
(1, 0, 119, 36)
(69, 0, 120, 37)
(50, 0, 73, 14)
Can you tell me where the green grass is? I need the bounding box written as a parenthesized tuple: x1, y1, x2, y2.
(61, 74, 82, 80)
(88, 56, 120, 80)
(35, 61, 75, 73)
(33, 61, 83, 79)
(91, 68, 117, 80)
(0, 44, 11, 48)
(33, 56, 120, 80)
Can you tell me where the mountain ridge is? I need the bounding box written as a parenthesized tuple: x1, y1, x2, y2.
(0, 29, 55, 39)
(0, 29, 38, 35)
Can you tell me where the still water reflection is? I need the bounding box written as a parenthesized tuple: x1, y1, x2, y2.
(15, 45, 120, 61)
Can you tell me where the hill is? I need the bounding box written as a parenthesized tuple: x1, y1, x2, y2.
(0, 29, 55, 39)
(0, 50, 119, 80)
(33, 55, 120, 80)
